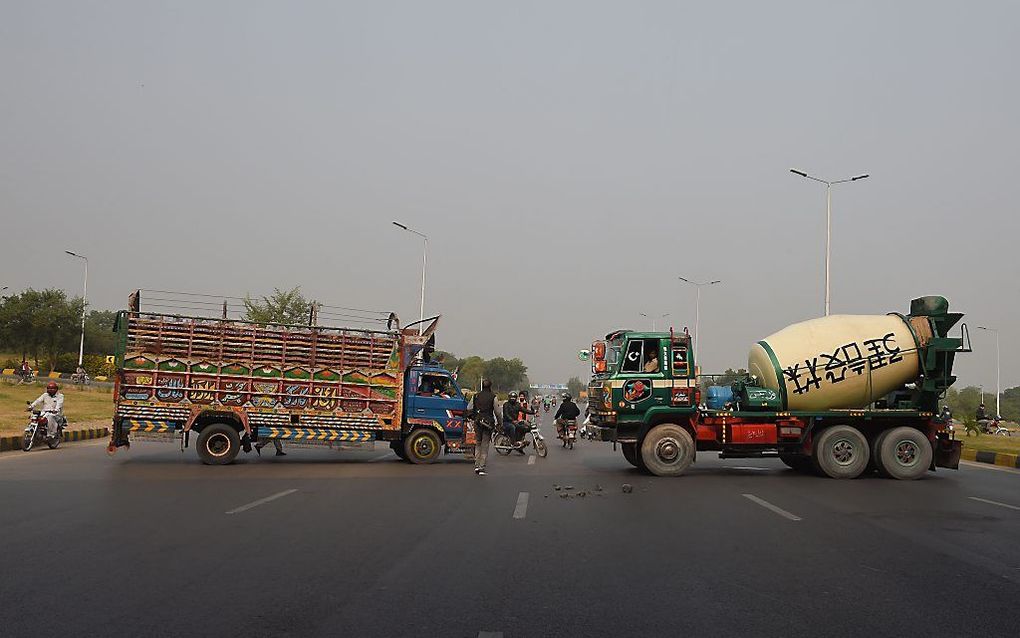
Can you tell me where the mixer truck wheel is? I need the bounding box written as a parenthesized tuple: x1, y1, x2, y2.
(640, 424, 694, 477)
(811, 426, 869, 479)
(404, 428, 442, 464)
(621, 443, 644, 469)
(875, 427, 932, 480)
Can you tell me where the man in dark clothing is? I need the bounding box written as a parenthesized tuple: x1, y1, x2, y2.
(502, 391, 529, 453)
(469, 380, 498, 476)
(554, 393, 581, 438)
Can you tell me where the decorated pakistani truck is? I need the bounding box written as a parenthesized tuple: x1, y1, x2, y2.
(107, 292, 472, 464)
(587, 296, 968, 479)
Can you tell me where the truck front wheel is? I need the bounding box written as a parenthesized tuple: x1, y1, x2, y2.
(404, 428, 442, 464)
(640, 424, 694, 477)
(875, 427, 932, 480)
(196, 424, 241, 465)
(811, 425, 869, 479)
(621, 443, 641, 468)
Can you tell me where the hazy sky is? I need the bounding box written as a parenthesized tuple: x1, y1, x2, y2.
(2, 1, 1017, 390)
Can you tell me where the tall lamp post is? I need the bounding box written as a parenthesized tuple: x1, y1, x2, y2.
(65, 250, 88, 366)
(977, 326, 1000, 417)
(789, 169, 869, 316)
(678, 277, 720, 366)
(391, 221, 428, 333)
(639, 312, 670, 331)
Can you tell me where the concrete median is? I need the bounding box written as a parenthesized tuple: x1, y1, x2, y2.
(0, 427, 109, 452)
(961, 447, 1020, 469)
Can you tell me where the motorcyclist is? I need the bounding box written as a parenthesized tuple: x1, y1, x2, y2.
(554, 393, 581, 438)
(502, 391, 524, 445)
(976, 403, 991, 432)
(27, 381, 65, 440)
(18, 360, 32, 384)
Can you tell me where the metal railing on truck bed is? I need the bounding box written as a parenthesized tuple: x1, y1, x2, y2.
(114, 311, 408, 435)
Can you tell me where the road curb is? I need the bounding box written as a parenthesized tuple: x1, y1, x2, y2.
(961, 447, 1020, 469)
(0, 427, 109, 452)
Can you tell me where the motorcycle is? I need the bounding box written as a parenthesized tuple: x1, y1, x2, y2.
(16, 369, 35, 385)
(983, 417, 1012, 437)
(23, 403, 66, 451)
(71, 371, 91, 386)
(493, 418, 548, 458)
(557, 419, 577, 449)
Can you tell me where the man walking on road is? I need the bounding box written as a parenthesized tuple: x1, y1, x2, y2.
(469, 379, 498, 476)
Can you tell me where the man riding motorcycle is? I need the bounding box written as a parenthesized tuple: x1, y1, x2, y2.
(554, 393, 581, 438)
(27, 381, 65, 440)
(502, 391, 533, 453)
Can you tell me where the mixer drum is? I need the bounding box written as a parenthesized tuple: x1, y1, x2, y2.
(747, 314, 922, 411)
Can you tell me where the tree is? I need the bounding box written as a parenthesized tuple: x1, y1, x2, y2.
(0, 288, 83, 370)
(566, 376, 585, 398)
(84, 309, 118, 355)
(243, 287, 311, 325)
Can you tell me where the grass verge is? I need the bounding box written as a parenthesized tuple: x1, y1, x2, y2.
(0, 380, 113, 434)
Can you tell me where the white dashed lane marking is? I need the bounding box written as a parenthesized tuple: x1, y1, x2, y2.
(226, 489, 298, 515)
(742, 493, 802, 521)
(969, 496, 1020, 511)
(513, 492, 529, 519)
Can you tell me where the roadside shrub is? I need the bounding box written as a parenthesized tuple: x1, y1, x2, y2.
(54, 352, 79, 373)
(82, 353, 114, 377)
(1, 358, 19, 370)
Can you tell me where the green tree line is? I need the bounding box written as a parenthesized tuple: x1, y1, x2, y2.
(434, 351, 529, 394)
(0, 289, 117, 373)
(942, 386, 1020, 424)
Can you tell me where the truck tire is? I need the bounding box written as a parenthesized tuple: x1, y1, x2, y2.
(779, 454, 811, 472)
(404, 428, 442, 464)
(196, 424, 241, 465)
(621, 443, 642, 469)
(390, 440, 408, 461)
(640, 424, 694, 477)
(811, 425, 869, 479)
(875, 427, 932, 480)
(870, 430, 891, 476)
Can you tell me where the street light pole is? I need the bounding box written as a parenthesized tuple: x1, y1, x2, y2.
(977, 326, 1001, 417)
(790, 169, 869, 316)
(639, 312, 670, 331)
(392, 221, 428, 333)
(65, 250, 88, 366)
(678, 277, 721, 366)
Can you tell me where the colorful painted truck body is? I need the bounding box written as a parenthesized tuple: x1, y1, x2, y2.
(587, 296, 968, 479)
(108, 301, 471, 465)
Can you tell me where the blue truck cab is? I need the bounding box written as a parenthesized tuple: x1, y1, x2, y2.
(400, 362, 471, 458)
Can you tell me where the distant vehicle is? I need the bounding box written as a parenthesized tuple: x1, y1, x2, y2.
(587, 296, 969, 480)
(107, 291, 472, 465)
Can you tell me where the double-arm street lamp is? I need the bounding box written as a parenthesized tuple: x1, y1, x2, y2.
(976, 326, 1001, 417)
(639, 312, 670, 331)
(790, 169, 869, 316)
(391, 221, 428, 333)
(65, 250, 88, 366)
(678, 277, 721, 366)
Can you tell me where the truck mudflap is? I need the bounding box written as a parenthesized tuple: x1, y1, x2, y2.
(934, 434, 962, 470)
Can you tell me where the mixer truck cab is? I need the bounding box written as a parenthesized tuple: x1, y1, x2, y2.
(587, 296, 969, 480)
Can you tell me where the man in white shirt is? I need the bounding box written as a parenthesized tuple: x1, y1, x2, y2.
(28, 381, 65, 439)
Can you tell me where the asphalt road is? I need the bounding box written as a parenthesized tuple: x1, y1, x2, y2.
(2, 413, 1019, 638)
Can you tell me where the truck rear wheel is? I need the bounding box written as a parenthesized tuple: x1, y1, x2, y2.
(404, 428, 442, 464)
(811, 425, 869, 479)
(196, 424, 241, 465)
(640, 424, 694, 477)
(875, 427, 932, 480)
